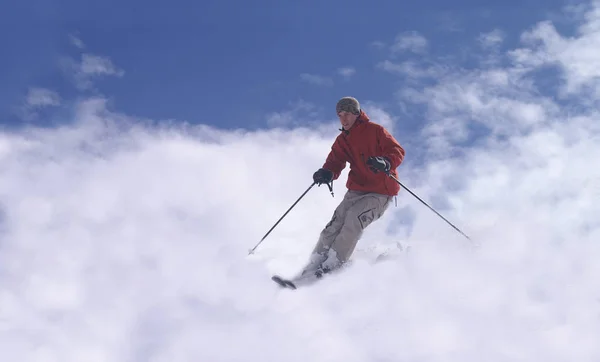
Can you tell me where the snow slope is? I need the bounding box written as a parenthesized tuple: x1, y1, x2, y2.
(0, 99, 599, 362)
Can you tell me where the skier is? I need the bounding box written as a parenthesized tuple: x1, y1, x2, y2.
(301, 96, 406, 279)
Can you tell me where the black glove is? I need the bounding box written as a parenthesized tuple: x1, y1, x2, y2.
(366, 156, 390, 174)
(313, 168, 333, 185)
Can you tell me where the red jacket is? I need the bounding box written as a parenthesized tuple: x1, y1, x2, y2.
(322, 111, 405, 196)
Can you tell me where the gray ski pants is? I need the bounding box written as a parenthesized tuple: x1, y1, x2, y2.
(302, 189, 393, 274)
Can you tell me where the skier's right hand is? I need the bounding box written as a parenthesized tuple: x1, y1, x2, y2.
(313, 168, 333, 185)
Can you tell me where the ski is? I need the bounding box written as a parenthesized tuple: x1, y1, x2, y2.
(270, 244, 410, 291)
(271, 275, 297, 289)
(271, 269, 328, 290)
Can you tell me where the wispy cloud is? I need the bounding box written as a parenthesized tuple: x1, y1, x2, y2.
(337, 67, 356, 80)
(300, 73, 334, 87)
(16, 87, 61, 121)
(377, 60, 446, 82)
(360, 101, 397, 135)
(300, 67, 357, 87)
(266, 99, 326, 128)
(510, 13, 600, 98)
(69, 34, 85, 49)
(375, 31, 432, 84)
(391, 31, 428, 54)
(370, 40, 386, 49)
(80, 54, 123, 77)
(434, 11, 463, 32)
(62, 52, 125, 91)
(379, 3, 600, 258)
(478, 29, 505, 49)
(25, 87, 61, 108)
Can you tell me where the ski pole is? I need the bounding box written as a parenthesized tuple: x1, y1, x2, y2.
(388, 173, 471, 241)
(248, 182, 316, 255)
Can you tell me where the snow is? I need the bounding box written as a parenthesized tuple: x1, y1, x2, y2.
(0, 105, 598, 362)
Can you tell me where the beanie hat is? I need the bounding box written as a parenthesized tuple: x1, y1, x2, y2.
(336, 96, 360, 115)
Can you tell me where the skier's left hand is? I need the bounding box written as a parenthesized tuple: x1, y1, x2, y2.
(366, 156, 390, 174)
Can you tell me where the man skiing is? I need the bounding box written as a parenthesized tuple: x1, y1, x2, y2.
(301, 96, 406, 279)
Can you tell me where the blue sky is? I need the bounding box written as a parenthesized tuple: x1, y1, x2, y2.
(0, 0, 572, 131)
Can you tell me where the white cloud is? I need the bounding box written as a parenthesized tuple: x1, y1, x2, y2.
(300, 68, 355, 86)
(69, 34, 85, 49)
(478, 29, 505, 48)
(266, 99, 326, 128)
(3, 2, 600, 361)
(62, 53, 125, 90)
(509, 10, 600, 98)
(300, 73, 333, 86)
(16, 87, 61, 121)
(391, 31, 428, 54)
(25, 87, 61, 108)
(80, 54, 124, 77)
(337, 67, 356, 80)
(1, 78, 599, 360)
(377, 60, 447, 81)
(58, 35, 124, 91)
(360, 101, 397, 135)
(370, 40, 386, 49)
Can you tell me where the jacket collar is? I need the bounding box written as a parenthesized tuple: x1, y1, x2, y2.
(339, 111, 370, 135)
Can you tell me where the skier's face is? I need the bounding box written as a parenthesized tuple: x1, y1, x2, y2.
(338, 111, 358, 130)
